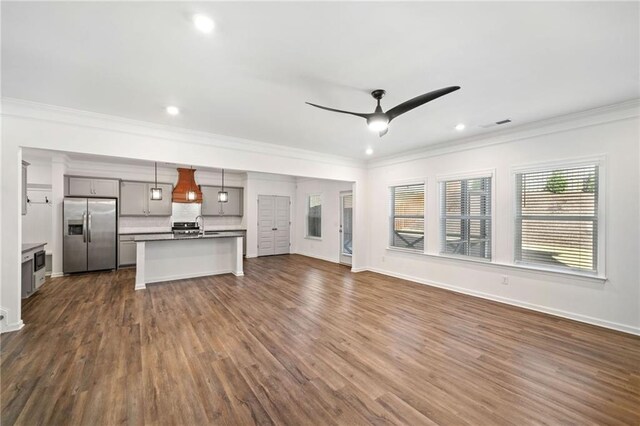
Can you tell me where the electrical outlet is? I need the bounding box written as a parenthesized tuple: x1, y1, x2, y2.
(501, 275, 509, 285)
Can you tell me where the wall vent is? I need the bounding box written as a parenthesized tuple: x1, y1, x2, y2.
(479, 118, 512, 128)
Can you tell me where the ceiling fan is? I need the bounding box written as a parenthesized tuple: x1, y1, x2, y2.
(306, 86, 460, 137)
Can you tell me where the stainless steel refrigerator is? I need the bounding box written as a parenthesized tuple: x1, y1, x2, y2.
(63, 198, 117, 273)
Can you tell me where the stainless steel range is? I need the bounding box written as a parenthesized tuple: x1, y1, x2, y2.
(172, 221, 200, 236)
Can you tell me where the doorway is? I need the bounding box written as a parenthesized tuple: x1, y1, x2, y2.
(258, 195, 291, 256)
(339, 191, 353, 265)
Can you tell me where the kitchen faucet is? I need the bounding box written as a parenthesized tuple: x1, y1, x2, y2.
(195, 215, 205, 236)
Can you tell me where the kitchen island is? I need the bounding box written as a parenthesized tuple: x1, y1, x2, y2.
(134, 233, 244, 290)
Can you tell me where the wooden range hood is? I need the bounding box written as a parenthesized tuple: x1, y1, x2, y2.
(172, 168, 203, 203)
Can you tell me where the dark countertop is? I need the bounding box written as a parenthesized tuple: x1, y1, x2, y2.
(22, 243, 46, 253)
(120, 229, 246, 236)
(134, 232, 245, 242)
(119, 231, 172, 235)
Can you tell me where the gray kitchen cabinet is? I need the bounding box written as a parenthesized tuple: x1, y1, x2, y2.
(147, 183, 173, 215)
(119, 240, 137, 266)
(67, 177, 119, 197)
(92, 179, 120, 197)
(201, 185, 243, 216)
(120, 181, 147, 215)
(22, 161, 29, 216)
(120, 181, 173, 216)
(224, 187, 243, 216)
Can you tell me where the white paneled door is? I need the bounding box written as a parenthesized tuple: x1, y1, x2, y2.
(258, 195, 291, 256)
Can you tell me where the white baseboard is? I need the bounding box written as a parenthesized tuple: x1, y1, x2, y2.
(295, 252, 339, 264)
(145, 269, 234, 285)
(367, 267, 640, 336)
(350, 267, 368, 273)
(1, 320, 24, 334)
(50, 272, 64, 278)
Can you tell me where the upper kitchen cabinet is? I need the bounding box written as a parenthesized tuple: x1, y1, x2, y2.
(120, 181, 172, 216)
(201, 185, 243, 216)
(22, 161, 29, 215)
(67, 176, 119, 198)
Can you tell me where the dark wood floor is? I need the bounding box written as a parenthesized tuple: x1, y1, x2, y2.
(2, 255, 639, 425)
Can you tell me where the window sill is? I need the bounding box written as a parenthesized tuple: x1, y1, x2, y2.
(385, 247, 607, 283)
(305, 236, 322, 241)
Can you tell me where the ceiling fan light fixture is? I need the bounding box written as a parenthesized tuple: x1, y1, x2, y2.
(367, 116, 389, 132)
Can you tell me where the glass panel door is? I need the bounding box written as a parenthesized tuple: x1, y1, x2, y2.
(340, 191, 353, 265)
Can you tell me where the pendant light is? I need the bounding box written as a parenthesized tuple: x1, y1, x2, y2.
(187, 166, 197, 201)
(150, 162, 163, 200)
(218, 169, 228, 203)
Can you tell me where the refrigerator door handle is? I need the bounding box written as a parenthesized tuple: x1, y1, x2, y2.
(82, 212, 87, 243)
(88, 213, 92, 243)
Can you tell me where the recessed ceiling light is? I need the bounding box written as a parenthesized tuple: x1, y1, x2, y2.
(455, 123, 466, 131)
(365, 147, 373, 156)
(193, 14, 214, 33)
(166, 106, 180, 116)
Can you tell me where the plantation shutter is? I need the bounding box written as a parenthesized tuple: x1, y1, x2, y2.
(440, 177, 492, 259)
(515, 165, 598, 272)
(390, 184, 425, 250)
(307, 194, 322, 238)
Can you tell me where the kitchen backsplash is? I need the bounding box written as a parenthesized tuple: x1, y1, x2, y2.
(172, 202, 201, 222)
(119, 203, 243, 233)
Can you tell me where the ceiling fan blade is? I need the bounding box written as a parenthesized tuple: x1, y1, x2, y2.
(379, 128, 388, 137)
(305, 102, 371, 119)
(386, 86, 460, 121)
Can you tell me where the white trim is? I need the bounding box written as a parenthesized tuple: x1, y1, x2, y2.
(435, 168, 495, 183)
(305, 236, 322, 241)
(385, 246, 606, 283)
(510, 156, 606, 277)
(368, 99, 640, 169)
(294, 252, 339, 264)
(367, 266, 638, 336)
(0, 320, 25, 334)
(144, 269, 236, 284)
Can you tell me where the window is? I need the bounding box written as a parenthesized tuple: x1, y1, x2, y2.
(306, 194, 322, 238)
(515, 164, 599, 273)
(390, 183, 425, 251)
(440, 176, 492, 259)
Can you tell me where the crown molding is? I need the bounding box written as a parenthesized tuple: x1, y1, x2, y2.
(246, 171, 298, 183)
(2, 97, 366, 169)
(368, 98, 640, 169)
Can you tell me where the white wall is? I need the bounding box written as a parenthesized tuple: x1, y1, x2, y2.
(21, 159, 53, 249)
(295, 178, 353, 263)
(245, 172, 298, 258)
(2, 98, 638, 336)
(1, 100, 367, 332)
(367, 113, 640, 334)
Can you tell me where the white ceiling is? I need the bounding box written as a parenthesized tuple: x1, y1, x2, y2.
(3, 2, 639, 159)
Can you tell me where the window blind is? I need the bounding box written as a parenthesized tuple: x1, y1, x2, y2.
(390, 184, 425, 250)
(307, 194, 322, 238)
(515, 165, 598, 273)
(440, 177, 492, 259)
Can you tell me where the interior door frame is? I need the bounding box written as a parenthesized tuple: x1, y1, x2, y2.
(257, 194, 291, 257)
(339, 191, 353, 266)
